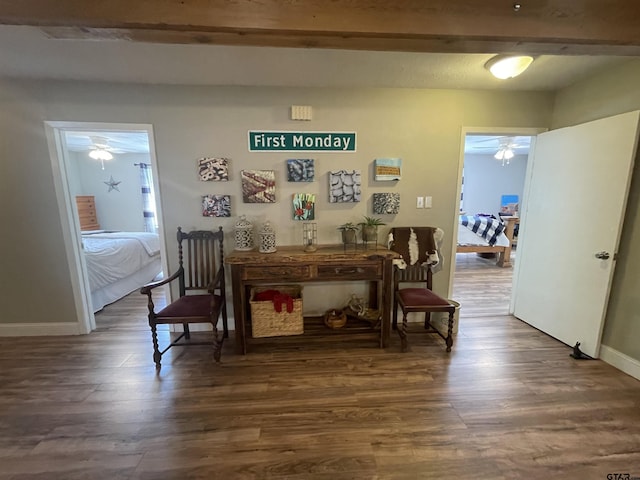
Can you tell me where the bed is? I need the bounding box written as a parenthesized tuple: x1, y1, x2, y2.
(456, 215, 519, 267)
(82, 231, 162, 312)
(75, 195, 163, 311)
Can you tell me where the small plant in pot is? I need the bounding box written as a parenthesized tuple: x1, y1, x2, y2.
(359, 216, 386, 243)
(337, 222, 359, 244)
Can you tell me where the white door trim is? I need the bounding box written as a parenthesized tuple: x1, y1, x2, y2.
(449, 126, 547, 302)
(45, 121, 166, 335)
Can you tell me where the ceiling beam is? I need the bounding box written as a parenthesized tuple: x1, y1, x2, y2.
(2, 0, 640, 55)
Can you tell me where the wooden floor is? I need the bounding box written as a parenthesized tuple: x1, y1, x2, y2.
(1, 281, 640, 479)
(453, 251, 515, 317)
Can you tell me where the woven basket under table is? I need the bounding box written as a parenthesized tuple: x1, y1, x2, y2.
(249, 285, 303, 338)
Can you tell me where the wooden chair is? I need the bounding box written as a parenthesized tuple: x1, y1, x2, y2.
(389, 227, 456, 353)
(140, 227, 228, 369)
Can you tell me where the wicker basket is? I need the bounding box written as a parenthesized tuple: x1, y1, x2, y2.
(324, 309, 347, 329)
(250, 285, 303, 338)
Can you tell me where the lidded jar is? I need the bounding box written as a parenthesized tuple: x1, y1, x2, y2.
(234, 215, 254, 251)
(258, 221, 277, 253)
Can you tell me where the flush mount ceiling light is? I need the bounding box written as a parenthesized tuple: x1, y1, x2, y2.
(485, 55, 534, 79)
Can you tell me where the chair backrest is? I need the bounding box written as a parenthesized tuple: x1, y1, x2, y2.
(389, 226, 436, 290)
(394, 262, 433, 289)
(176, 226, 224, 296)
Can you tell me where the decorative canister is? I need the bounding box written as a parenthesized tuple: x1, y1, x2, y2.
(258, 221, 277, 253)
(234, 215, 254, 251)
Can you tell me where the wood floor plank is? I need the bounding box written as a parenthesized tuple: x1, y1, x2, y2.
(0, 264, 639, 479)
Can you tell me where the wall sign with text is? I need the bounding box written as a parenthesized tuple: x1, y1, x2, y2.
(248, 131, 356, 152)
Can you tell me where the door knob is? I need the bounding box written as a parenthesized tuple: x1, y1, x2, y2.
(594, 251, 610, 260)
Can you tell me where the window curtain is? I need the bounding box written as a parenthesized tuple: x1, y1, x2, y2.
(138, 163, 157, 233)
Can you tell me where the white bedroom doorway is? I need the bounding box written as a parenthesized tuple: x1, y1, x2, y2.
(46, 121, 167, 334)
(450, 127, 543, 318)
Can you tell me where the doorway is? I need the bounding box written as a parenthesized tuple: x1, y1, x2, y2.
(46, 121, 167, 334)
(450, 128, 542, 319)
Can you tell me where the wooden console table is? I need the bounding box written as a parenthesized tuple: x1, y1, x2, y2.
(226, 245, 400, 354)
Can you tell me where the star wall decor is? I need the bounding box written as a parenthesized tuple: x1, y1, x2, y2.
(104, 175, 121, 192)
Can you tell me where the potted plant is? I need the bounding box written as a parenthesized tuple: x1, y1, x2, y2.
(337, 222, 359, 244)
(359, 216, 386, 243)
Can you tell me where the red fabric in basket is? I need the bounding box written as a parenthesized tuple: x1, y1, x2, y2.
(254, 290, 295, 313)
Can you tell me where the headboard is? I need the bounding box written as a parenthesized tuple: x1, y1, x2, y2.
(75, 195, 101, 231)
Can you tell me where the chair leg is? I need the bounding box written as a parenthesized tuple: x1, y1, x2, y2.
(424, 312, 431, 329)
(212, 319, 223, 362)
(445, 311, 454, 352)
(222, 303, 229, 339)
(150, 322, 162, 369)
(183, 323, 190, 339)
(398, 310, 409, 353)
(392, 297, 398, 331)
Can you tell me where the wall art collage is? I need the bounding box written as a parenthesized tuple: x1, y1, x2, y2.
(197, 156, 402, 219)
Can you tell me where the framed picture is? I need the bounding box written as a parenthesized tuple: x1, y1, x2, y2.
(287, 159, 315, 182)
(202, 194, 231, 217)
(373, 193, 400, 214)
(241, 170, 276, 203)
(292, 193, 315, 220)
(329, 169, 361, 203)
(374, 158, 402, 181)
(198, 157, 229, 181)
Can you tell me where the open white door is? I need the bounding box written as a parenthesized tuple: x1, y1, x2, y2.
(513, 111, 640, 358)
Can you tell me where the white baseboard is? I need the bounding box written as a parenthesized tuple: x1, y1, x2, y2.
(600, 344, 640, 381)
(0, 322, 82, 336)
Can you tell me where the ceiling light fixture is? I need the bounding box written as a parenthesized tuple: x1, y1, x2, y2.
(494, 146, 515, 166)
(88, 148, 113, 161)
(88, 136, 114, 169)
(485, 55, 534, 79)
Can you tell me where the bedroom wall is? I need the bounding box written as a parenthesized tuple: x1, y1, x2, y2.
(0, 78, 553, 331)
(462, 153, 528, 216)
(551, 59, 640, 369)
(69, 150, 149, 231)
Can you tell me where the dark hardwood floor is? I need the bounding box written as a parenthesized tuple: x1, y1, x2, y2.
(1, 272, 640, 479)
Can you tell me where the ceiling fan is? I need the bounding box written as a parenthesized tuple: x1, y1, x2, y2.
(87, 136, 115, 169)
(469, 136, 527, 166)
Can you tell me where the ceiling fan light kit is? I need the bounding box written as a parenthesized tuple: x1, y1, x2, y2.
(494, 147, 515, 165)
(485, 55, 534, 79)
(87, 135, 114, 169)
(88, 148, 113, 161)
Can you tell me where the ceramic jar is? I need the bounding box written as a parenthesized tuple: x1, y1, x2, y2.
(234, 215, 254, 251)
(258, 221, 277, 253)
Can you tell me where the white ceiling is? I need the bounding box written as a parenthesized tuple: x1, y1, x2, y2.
(0, 25, 635, 91)
(465, 135, 531, 155)
(64, 130, 150, 154)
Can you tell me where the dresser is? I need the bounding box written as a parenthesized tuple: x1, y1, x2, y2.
(75, 195, 100, 231)
(226, 245, 400, 354)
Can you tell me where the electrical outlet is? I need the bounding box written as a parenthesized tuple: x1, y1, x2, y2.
(416, 196, 424, 208)
(425, 196, 433, 208)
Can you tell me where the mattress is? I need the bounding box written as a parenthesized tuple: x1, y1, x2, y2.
(82, 231, 162, 311)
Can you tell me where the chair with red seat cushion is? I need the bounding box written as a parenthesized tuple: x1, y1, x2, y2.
(390, 227, 456, 353)
(140, 227, 227, 369)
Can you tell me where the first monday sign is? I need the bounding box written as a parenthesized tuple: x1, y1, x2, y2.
(248, 131, 356, 152)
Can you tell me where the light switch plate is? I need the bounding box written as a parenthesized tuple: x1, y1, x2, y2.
(416, 196, 424, 208)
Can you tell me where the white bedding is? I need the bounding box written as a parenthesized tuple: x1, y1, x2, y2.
(457, 224, 510, 247)
(82, 231, 162, 312)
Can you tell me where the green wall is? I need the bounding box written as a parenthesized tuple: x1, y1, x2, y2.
(0, 79, 552, 330)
